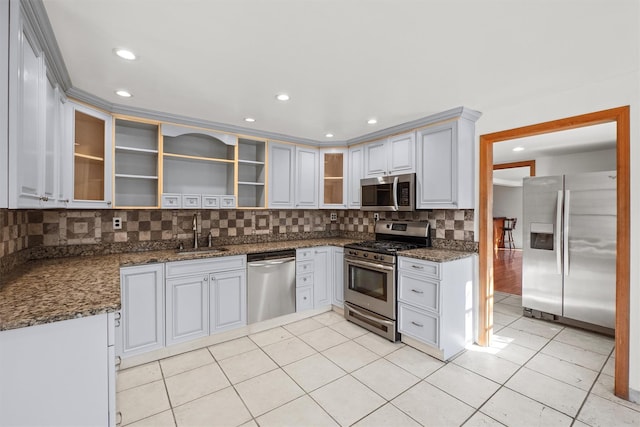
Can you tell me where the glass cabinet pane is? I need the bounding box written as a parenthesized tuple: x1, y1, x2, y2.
(74, 111, 105, 201)
(323, 153, 344, 204)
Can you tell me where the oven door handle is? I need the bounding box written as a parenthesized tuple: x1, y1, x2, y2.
(392, 176, 399, 211)
(348, 305, 395, 326)
(346, 259, 395, 272)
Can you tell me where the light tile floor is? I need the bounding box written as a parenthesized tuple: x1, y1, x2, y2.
(117, 292, 640, 426)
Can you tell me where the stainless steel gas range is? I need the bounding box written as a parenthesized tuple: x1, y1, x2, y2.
(343, 220, 431, 341)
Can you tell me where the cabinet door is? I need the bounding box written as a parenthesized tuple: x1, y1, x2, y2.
(268, 142, 295, 208)
(347, 145, 364, 208)
(312, 246, 331, 308)
(319, 148, 347, 209)
(295, 146, 318, 208)
(8, 10, 45, 208)
(210, 269, 246, 333)
(416, 122, 456, 208)
(166, 274, 209, 346)
(117, 264, 164, 357)
(68, 102, 113, 209)
(388, 132, 415, 174)
(364, 139, 388, 177)
(43, 76, 61, 206)
(332, 247, 344, 307)
(0, 0, 8, 208)
(296, 286, 313, 312)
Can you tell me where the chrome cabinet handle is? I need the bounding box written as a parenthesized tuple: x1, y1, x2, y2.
(411, 289, 424, 294)
(114, 312, 121, 327)
(411, 321, 424, 328)
(116, 411, 122, 426)
(115, 356, 122, 367)
(411, 265, 424, 270)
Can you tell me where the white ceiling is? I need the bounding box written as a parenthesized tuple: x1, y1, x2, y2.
(42, 0, 636, 143)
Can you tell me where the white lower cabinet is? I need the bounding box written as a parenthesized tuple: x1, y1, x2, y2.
(397, 255, 473, 361)
(0, 313, 116, 426)
(117, 264, 164, 357)
(210, 269, 247, 333)
(296, 246, 343, 312)
(332, 247, 344, 307)
(166, 274, 209, 346)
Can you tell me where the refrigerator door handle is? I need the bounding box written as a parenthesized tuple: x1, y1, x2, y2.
(563, 190, 570, 276)
(556, 190, 563, 275)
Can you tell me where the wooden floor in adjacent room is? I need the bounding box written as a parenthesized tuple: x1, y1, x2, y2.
(494, 248, 522, 295)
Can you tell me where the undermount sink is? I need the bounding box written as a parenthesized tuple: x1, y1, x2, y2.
(176, 247, 229, 255)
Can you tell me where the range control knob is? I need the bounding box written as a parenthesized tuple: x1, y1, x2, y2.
(373, 255, 379, 260)
(363, 253, 368, 258)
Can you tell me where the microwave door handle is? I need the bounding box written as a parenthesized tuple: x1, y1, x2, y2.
(392, 176, 399, 211)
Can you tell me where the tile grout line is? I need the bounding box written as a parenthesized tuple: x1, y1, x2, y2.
(157, 361, 179, 427)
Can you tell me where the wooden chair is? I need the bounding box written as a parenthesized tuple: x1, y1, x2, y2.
(502, 218, 517, 250)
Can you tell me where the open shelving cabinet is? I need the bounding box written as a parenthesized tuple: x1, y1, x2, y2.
(237, 138, 267, 208)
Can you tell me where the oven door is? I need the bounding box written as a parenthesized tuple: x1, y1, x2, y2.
(344, 257, 396, 319)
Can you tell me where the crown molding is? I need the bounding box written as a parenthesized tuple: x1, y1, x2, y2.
(21, 0, 71, 91)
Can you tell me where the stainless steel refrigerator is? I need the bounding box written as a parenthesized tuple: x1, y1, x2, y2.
(522, 170, 616, 330)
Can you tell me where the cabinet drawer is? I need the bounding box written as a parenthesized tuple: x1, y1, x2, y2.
(398, 273, 440, 313)
(296, 248, 314, 260)
(398, 304, 439, 347)
(296, 286, 313, 312)
(166, 255, 246, 277)
(296, 272, 314, 288)
(202, 195, 220, 209)
(182, 194, 202, 208)
(162, 193, 181, 208)
(296, 260, 314, 274)
(398, 257, 441, 279)
(220, 196, 236, 209)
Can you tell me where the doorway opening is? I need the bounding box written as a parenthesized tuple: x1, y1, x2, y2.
(478, 106, 630, 399)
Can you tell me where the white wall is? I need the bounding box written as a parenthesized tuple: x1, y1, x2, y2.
(493, 185, 523, 249)
(536, 148, 616, 176)
(475, 69, 640, 398)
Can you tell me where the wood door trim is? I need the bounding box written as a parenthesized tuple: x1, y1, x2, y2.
(478, 106, 630, 400)
(493, 160, 536, 176)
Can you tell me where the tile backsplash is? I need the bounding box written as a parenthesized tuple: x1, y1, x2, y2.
(0, 208, 475, 263)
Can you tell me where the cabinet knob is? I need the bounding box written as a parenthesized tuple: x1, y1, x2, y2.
(107, 201, 112, 206)
(204, 277, 208, 281)
(303, 296, 307, 300)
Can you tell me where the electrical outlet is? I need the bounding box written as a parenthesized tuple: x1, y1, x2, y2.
(330, 212, 337, 222)
(113, 217, 122, 230)
(373, 213, 380, 221)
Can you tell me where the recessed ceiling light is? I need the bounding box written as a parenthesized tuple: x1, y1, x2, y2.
(114, 48, 136, 60)
(115, 90, 132, 98)
(367, 118, 378, 125)
(244, 117, 256, 123)
(325, 133, 334, 138)
(512, 147, 525, 152)
(276, 93, 290, 101)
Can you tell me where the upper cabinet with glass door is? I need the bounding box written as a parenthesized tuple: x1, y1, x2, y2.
(68, 102, 113, 208)
(319, 148, 347, 209)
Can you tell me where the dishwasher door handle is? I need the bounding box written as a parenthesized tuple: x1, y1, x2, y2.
(248, 257, 296, 268)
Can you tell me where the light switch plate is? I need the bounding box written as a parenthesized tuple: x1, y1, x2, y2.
(113, 217, 122, 230)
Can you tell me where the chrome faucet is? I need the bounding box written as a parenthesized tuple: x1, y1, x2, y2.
(192, 214, 199, 249)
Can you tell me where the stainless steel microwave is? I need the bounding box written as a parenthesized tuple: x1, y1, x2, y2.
(361, 173, 415, 211)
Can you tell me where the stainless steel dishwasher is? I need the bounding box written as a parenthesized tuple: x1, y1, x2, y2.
(247, 250, 296, 324)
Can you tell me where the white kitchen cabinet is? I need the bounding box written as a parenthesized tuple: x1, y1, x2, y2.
(166, 274, 209, 346)
(237, 138, 266, 208)
(397, 256, 473, 360)
(268, 142, 295, 208)
(319, 148, 348, 209)
(8, 5, 68, 209)
(388, 132, 416, 174)
(295, 248, 315, 313)
(347, 145, 364, 208)
(67, 101, 113, 208)
(295, 146, 319, 208)
(416, 117, 476, 209)
(210, 269, 247, 333)
(117, 264, 164, 357)
(363, 132, 416, 178)
(363, 139, 388, 177)
(332, 247, 344, 307)
(0, 0, 8, 208)
(0, 313, 116, 426)
(312, 246, 331, 308)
